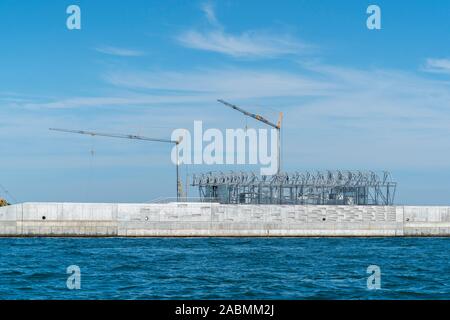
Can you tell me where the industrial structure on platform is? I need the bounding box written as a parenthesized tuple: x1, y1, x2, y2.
(49, 99, 397, 206)
(192, 170, 396, 205)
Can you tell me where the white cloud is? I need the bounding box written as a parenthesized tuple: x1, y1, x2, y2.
(14, 94, 213, 109)
(423, 58, 450, 74)
(178, 30, 309, 58)
(103, 68, 333, 98)
(177, 3, 310, 58)
(11, 63, 450, 121)
(11, 68, 332, 109)
(95, 45, 144, 57)
(201, 2, 220, 28)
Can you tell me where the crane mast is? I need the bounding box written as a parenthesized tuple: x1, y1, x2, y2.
(49, 128, 183, 201)
(217, 99, 283, 175)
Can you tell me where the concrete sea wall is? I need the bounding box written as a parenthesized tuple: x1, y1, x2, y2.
(1, 202, 450, 237)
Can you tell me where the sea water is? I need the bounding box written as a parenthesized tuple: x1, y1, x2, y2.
(0, 238, 448, 299)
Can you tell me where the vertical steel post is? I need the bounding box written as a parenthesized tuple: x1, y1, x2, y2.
(176, 143, 179, 202)
(277, 127, 281, 175)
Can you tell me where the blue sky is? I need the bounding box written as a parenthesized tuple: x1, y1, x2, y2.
(1, 1, 450, 204)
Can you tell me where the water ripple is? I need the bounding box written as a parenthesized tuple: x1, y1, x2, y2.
(0, 238, 449, 299)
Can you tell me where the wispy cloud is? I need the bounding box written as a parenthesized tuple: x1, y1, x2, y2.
(11, 67, 332, 109)
(201, 2, 220, 28)
(423, 58, 450, 74)
(103, 68, 333, 98)
(13, 94, 213, 109)
(11, 63, 450, 129)
(95, 45, 144, 57)
(177, 3, 310, 58)
(178, 31, 309, 58)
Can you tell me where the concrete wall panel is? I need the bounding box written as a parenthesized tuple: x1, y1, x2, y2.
(1, 202, 450, 237)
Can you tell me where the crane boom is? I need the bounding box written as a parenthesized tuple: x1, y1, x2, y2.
(217, 99, 280, 129)
(49, 128, 183, 201)
(49, 128, 178, 144)
(217, 99, 283, 175)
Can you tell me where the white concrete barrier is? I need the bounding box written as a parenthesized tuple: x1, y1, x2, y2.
(403, 206, 450, 236)
(0, 202, 449, 237)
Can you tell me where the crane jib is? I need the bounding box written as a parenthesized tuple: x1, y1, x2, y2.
(217, 99, 279, 129)
(49, 128, 177, 144)
(49, 127, 182, 201)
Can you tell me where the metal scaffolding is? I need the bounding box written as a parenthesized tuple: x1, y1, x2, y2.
(192, 170, 396, 205)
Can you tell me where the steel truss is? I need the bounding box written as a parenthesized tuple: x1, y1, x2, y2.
(192, 170, 396, 205)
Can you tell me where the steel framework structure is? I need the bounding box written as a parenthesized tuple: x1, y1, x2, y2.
(192, 170, 396, 205)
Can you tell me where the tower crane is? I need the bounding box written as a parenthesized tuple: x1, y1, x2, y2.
(217, 99, 283, 175)
(49, 128, 183, 201)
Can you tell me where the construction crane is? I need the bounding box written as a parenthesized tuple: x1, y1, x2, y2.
(49, 128, 183, 201)
(217, 99, 283, 175)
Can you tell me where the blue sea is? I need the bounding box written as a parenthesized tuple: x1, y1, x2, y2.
(0, 238, 448, 299)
